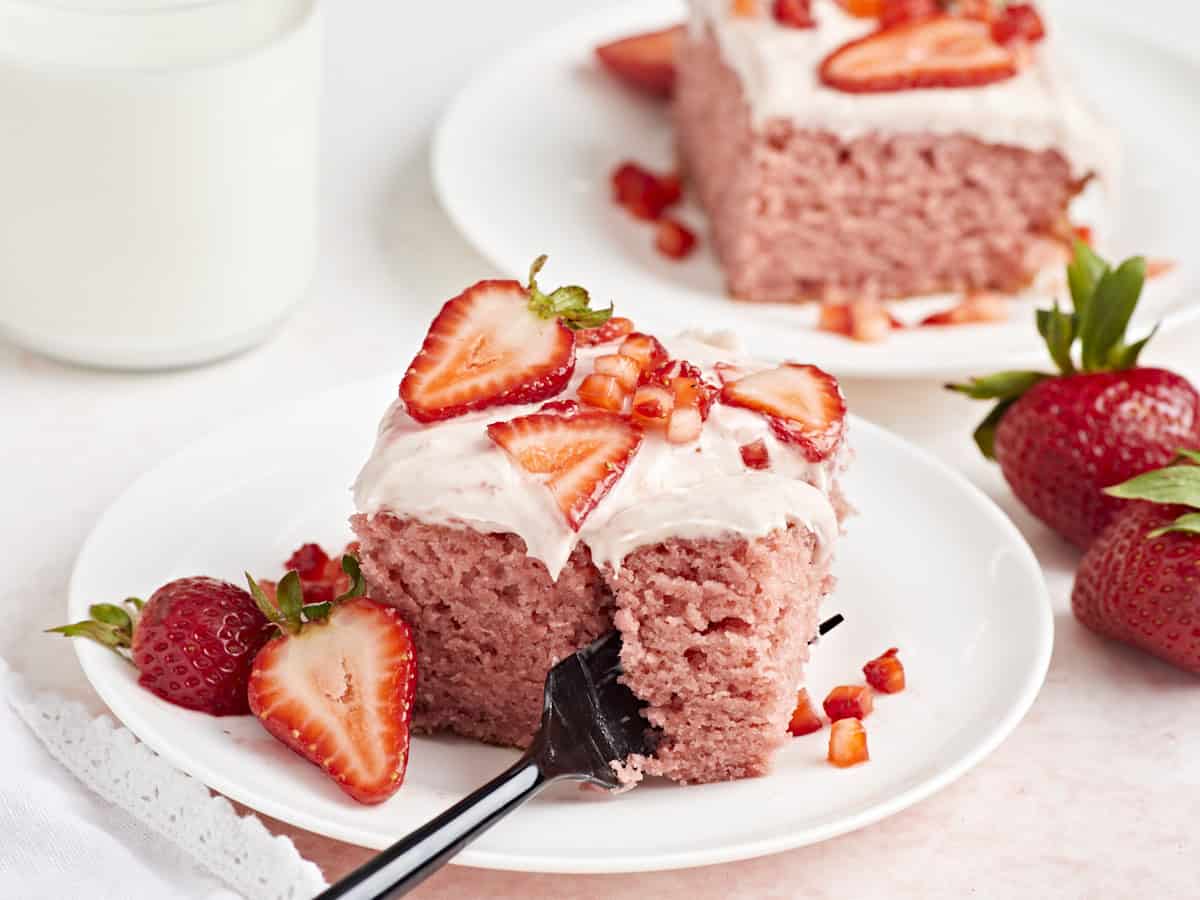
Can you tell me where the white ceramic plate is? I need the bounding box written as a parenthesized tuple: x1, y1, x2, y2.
(68, 372, 1053, 873)
(432, 0, 1200, 379)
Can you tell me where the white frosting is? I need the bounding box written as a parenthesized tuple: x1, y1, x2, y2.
(353, 335, 842, 581)
(689, 0, 1121, 186)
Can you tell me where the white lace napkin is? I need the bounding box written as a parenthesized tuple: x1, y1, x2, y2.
(0, 659, 327, 900)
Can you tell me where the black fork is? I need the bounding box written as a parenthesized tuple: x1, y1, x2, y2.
(318, 614, 844, 899)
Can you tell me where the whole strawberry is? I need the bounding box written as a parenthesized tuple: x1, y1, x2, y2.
(1072, 453, 1200, 673)
(950, 243, 1200, 548)
(50, 577, 272, 716)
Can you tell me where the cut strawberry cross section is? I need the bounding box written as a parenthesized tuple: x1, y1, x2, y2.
(487, 409, 644, 531)
(720, 363, 847, 462)
(820, 16, 1018, 94)
(400, 257, 611, 423)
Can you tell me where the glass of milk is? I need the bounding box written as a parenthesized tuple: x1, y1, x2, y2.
(0, 0, 321, 369)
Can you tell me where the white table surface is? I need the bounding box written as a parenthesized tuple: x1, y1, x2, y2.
(3, 1, 1198, 897)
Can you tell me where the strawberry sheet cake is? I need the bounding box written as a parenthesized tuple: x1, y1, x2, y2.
(350, 260, 850, 784)
(672, 0, 1118, 302)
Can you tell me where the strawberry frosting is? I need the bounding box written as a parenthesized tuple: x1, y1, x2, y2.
(353, 333, 844, 581)
(688, 0, 1120, 187)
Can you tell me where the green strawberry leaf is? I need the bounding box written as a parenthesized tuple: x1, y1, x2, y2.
(302, 602, 332, 621)
(1173, 449, 1200, 466)
(88, 603, 132, 634)
(1079, 256, 1146, 371)
(1148, 512, 1200, 538)
(1067, 239, 1108, 322)
(972, 398, 1019, 460)
(526, 255, 613, 330)
(245, 573, 287, 630)
(275, 571, 305, 633)
(1104, 464, 1200, 508)
(125, 597, 145, 612)
(335, 554, 366, 603)
(1035, 302, 1077, 375)
(1109, 324, 1158, 370)
(947, 371, 1048, 401)
(45, 620, 135, 663)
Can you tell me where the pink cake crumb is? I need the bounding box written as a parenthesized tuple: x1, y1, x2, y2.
(352, 511, 839, 785)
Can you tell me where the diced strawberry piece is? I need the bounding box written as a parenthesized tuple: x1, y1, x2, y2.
(400, 280, 575, 423)
(990, 3, 1045, 45)
(740, 439, 771, 470)
(1072, 225, 1093, 246)
(920, 292, 1009, 326)
(863, 647, 906, 693)
(487, 410, 643, 530)
(817, 303, 853, 337)
(820, 16, 1017, 94)
(732, 0, 760, 15)
(538, 399, 581, 416)
(631, 384, 674, 428)
(594, 25, 684, 99)
(774, 0, 815, 28)
(612, 163, 682, 221)
(714, 362, 748, 385)
(823, 684, 874, 721)
(655, 218, 698, 260)
(787, 688, 824, 736)
(720, 363, 847, 462)
(578, 373, 628, 413)
(879, 0, 939, 26)
(594, 353, 641, 391)
(819, 301, 900, 342)
(889, 311, 906, 330)
(836, 0, 882, 16)
(666, 405, 704, 444)
(828, 717, 869, 767)
(619, 332, 670, 373)
(248, 598, 417, 804)
(576, 316, 635, 346)
(285, 543, 330, 581)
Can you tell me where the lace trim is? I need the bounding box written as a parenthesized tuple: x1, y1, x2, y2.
(4, 665, 327, 900)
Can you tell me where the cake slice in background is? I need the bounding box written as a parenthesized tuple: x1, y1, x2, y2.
(674, 0, 1119, 302)
(351, 262, 850, 784)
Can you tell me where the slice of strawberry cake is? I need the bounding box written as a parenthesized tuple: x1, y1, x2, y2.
(351, 259, 850, 783)
(671, 0, 1118, 302)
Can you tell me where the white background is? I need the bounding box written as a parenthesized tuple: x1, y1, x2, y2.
(2, 1, 1198, 897)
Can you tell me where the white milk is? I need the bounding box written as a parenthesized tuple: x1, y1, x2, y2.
(0, 0, 322, 368)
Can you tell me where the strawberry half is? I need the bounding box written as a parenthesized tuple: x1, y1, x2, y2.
(595, 25, 684, 99)
(720, 363, 847, 462)
(245, 559, 417, 805)
(487, 409, 644, 531)
(400, 256, 612, 423)
(820, 16, 1017, 94)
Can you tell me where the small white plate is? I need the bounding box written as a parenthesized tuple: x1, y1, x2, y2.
(68, 372, 1053, 873)
(431, 0, 1200, 379)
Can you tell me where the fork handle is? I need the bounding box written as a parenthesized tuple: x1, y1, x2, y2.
(316, 755, 548, 899)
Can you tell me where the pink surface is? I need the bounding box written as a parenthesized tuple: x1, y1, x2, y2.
(675, 30, 1081, 302)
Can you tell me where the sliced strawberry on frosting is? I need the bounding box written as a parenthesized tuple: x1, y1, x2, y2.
(595, 25, 684, 99)
(487, 409, 643, 531)
(400, 257, 611, 423)
(820, 16, 1018, 94)
(720, 363, 846, 461)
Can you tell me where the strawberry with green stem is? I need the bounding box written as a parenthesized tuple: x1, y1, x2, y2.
(1072, 452, 1200, 673)
(949, 243, 1200, 548)
(245, 555, 418, 805)
(49, 577, 272, 716)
